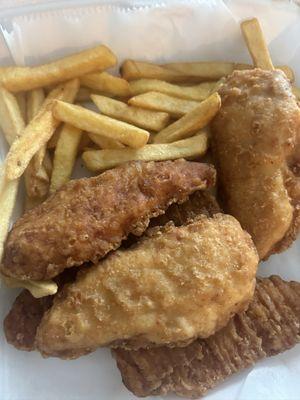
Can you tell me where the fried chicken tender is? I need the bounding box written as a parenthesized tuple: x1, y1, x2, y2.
(1, 160, 215, 281)
(212, 69, 300, 259)
(113, 276, 300, 398)
(3, 191, 220, 352)
(35, 214, 258, 359)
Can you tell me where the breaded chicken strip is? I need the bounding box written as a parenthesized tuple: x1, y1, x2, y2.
(1, 160, 215, 281)
(3, 191, 219, 352)
(35, 214, 258, 359)
(212, 69, 300, 259)
(113, 276, 300, 398)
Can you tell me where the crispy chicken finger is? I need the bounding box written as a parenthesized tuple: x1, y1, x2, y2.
(212, 69, 300, 259)
(113, 276, 300, 398)
(1, 160, 215, 281)
(35, 214, 258, 359)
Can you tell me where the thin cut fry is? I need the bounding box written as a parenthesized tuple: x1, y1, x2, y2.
(15, 92, 26, 122)
(2, 275, 58, 298)
(5, 79, 79, 180)
(128, 91, 199, 118)
(121, 60, 190, 82)
(164, 62, 292, 81)
(88, 133, 125, 149)
(53, 101, 149, 149)
(83, 133, 207, 172)
(91, 94, 170, 131)
(25, 88, 50, 198)
(154, 92, 221, 143)
(129, 79, 217, 101)
(50, 124, 82, 193)
(0, 87, 25, 145)
(81, 71, 131, 97)
(0, 169, 18, 262)
(0, 45, 117, 92)
(241, 18, 274, 70)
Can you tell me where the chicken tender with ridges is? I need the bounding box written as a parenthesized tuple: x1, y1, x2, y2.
(2, 160, 215, 281)
(35, 214, 258, 359)
(113, 276, 300, 398)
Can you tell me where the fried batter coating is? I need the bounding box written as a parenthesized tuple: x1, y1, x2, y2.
(3, 192, 219, 352)
(212, 69, 300, 259)
(36, 214, 258, 359)
(113, 276, 300, 398)
(2, 160, 215, 281)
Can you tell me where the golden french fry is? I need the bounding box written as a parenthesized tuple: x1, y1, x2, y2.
(91, 94, 170, 131)
(164, 61, 292, 81)
(50, 124, 82, 193)
(81, 71, 131, 98)
(27, 88, 45, 122)
(241, 18, 274, 70)
(53, 101, 149, 149)
(88, 133, 125, 149)
(129, 79, 216, 101)
(2, 275, 58, 298)
(121, 60, 190, 82)
(154, 92, 221, 143)
(83, 133, 207, 172)
(0, 168, 18, 262)
(0, 87, 25, 145)
(1, 45, 117, 92)
(128, 91, 199, 118)
(15, 92, 27, 122)
(5, 79, 79, 180)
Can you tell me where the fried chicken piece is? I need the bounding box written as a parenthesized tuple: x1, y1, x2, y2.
(3, 192, 219, 352)
(35, 214, 258, 359)
(113, 276, 300, 398)
(3, 267, 79, 351)
(212, 69, 300, 259)
(1, 160, 215, 281)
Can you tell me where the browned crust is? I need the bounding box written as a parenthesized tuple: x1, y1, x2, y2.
(113, 276, 300, 398)
(2, 160, 215, 281)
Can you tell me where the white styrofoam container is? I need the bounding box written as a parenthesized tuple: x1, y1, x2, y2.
(0, 1, 300, 399)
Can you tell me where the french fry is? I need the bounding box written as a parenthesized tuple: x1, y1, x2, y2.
(0, 45, 117, 92)
(91, 94, 170, 131)
(81, 71, 131, 98)
(5, 79, 79, 180)
(241, 18, 274, 70)
(25, 88, 50, 198)
(0, 87, 25, 145)
(2, 275, 58, 298)
(53, 101, 149, 148)
(0, 168, 18, 262)
(154, 92, 221, 143)
(47, 129, 61, 149)
(50, 124, 82, 193)
(121, 60, 190, 82)
(15, 92, 27, 122)
(82, 133, 207, 172)
(129, 79, 217, 101)
(164, 61, 293, 81)
(88, 133, 125, 149)
(128, 91, 199, 118)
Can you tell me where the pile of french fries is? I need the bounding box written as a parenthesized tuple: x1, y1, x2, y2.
(0, 18, 299, 297)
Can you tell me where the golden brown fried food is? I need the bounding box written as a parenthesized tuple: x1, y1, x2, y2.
(3, 192, 219, 351)
(35, 214, 258, 359)
(113, 276, 300, 398)
(212, 69, 300, 259)
(1, 160, 215, 281)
